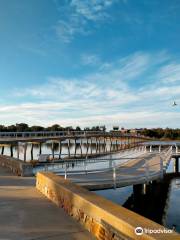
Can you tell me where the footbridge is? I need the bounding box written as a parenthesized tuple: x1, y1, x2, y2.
(0, 130, 150, 161)
(33, 144, 180, 190)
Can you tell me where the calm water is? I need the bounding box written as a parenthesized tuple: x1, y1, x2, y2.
(0, 140, 130, 161)
(94, 158, 180, 233)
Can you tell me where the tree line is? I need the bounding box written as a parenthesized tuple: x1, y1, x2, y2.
(141, 128, 180, 140)
(0, 123, 106, 132)
(0, 124, 179, 140)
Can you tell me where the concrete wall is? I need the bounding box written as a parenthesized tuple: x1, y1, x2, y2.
(36, 172, 179, 240)
(0, 155, 33, 176)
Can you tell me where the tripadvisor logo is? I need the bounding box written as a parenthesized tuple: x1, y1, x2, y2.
(135, 226, 173, 235)
(135, 227, 143, 235)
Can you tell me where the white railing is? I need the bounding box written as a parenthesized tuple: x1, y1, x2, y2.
(62, 147, 173, 187)
(0, 131, 148, 139)
(0, 131, 105, 138)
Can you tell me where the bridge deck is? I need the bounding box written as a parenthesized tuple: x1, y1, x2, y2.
(66, 152, 165, 190)
(0, 166, 94, 240)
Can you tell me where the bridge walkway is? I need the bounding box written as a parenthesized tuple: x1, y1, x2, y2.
(0, 166, 95, 240)
(66, 152, 167, 190)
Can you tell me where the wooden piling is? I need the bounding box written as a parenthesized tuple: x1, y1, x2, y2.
(31, 143, 34, 160)
(10, 145, 13, 157)
(1, 146, 4, 155)
(59, 140, 62, 159)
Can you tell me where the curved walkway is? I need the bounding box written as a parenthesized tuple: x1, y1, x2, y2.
(65, 152, 170, 190)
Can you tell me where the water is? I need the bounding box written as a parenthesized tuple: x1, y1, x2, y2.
(0, 140, 130, 161)
(165, 178, 180, 231)
(94, 158, 180, 233)
(33, 149, 145, 174)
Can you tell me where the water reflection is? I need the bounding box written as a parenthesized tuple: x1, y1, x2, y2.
(0, 139, 133, 161)
(164, 178, 180, 232)
(95, 172, 180, 233)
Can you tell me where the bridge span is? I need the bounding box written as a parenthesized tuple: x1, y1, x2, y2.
(0, 131, 150, 161)
(54, 147, 173, 190)
(33, 144, 180, 191)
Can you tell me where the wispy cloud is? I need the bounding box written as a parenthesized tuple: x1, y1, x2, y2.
(156, 63, 180, 83)
(81, 53, 101, 66)
(1, 51, 179, 128)
(54, 0, 116, 42)
(70, 0, 114, 21)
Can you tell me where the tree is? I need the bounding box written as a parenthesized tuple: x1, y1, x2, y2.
(75, 126, 81, 131)
(29, 126, 45, 132)
(46, 124, 64, 131)
(15, 123, 29, 132)
(0, 125, 6, 132)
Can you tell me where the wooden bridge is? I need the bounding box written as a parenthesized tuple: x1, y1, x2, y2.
(0, 134, 180, 239)
(0, 131, 150, 161)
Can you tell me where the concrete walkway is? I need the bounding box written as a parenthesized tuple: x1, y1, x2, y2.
(0, 167, 94, 240)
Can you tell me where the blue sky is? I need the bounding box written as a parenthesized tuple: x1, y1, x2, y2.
(0, 0, 180, 128)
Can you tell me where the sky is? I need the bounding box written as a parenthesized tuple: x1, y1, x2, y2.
(0, 0, 180, 129)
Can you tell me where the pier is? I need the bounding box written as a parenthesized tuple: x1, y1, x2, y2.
(0, 132, 180, 239)
(0, 131, 149, 161)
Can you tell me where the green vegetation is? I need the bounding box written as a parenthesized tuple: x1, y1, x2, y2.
(0, 124, 179, 140)
(141, 128, 180, 140)
(0, 123, 106, 132)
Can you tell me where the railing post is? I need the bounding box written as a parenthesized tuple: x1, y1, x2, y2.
(159, 145, 161, 153)
(144, 145, 147, 152)
(64, 163, 67, 179)
(85, 156, 88, 175)
(113, 162, 116, 189)
(160, 155, 164, 178)
(109, 154, 112, 168)
(150, 145, 152, 153)
(176, 146, 178, 154)
(145, 158, 149, 183)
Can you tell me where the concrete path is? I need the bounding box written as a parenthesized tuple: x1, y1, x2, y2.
(0, 167, 94, 240)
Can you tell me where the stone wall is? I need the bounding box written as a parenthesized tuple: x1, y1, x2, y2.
(0, 155, 33, 176)
(36, 172, 179, 240)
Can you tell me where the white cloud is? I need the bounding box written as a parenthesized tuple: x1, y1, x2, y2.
(70, 0, 114, 21)
(157, 63, 180, 83)
(55, 0, 116, 42)
(81, 54, 101, 66)
(1, 51, 180, 128)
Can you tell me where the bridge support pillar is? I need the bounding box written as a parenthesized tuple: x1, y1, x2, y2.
(52, 141, 55, 160)
(17, 143, 20, 159)
(159, 145, 161, 153)
(23, 143, 27, 162)
(86, 138, 89, 156)
(31, 143, 34, 160)
(176, 146, 178, 153)
(39, 142, 42, 155)
(144, 145, 147, 152)
(59, 141, 62, 159)
(95, 138, 98, 153)
(115, 139, 118, 151)
(10, 145, 13, 157)
(74, 139, 77, 157)
(80, 139, 83, 156)
(90, 137, 93, 154)
(150, 145, 152, 152)
(68, 139, 70, 158)
(1, 146, 4, 155)
(133, 183, 147, 196)
(175, 157, 179, 173)
(98, 138, 101, 153)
